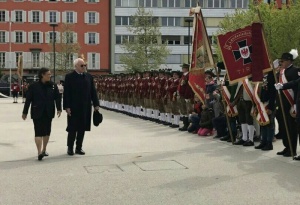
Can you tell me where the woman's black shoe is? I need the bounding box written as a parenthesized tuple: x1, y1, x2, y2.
(38, 153, 44, 161)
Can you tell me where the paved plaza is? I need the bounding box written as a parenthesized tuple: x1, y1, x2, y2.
(1, 97, 300, 205)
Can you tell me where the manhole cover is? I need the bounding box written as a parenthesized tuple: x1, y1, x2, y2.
(84, 165, 123, 174)
(134, 160, 188, 171)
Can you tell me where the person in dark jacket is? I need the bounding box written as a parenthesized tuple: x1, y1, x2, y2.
(275, 72, 300, 159)
(187, 95, 202, 133)
(255, 71, 276, 151)
(197, 104, 214, 136)
(22, 68, 62, 161)
(63, 58, 100, 156)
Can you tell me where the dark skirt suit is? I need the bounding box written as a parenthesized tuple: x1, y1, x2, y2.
(22, 81, 62, 136)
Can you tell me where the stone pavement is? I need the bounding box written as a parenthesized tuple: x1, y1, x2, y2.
(1, 97, 300, 205)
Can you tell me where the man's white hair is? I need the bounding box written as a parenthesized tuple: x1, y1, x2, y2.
(73, 58, 83, 68)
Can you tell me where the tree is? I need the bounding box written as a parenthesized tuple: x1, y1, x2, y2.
(48, 23, 81, 73)
(215, 0, 300, 65)
(120, 7, 170, 72)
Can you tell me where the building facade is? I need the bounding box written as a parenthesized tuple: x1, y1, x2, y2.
(0, 0, 110, 78)
(111, 0, 251, 72)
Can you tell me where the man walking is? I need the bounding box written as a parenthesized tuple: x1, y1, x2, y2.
(63, 58, 100, 155)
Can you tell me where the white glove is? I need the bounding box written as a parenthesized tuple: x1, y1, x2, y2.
(274, 83, 283, 90)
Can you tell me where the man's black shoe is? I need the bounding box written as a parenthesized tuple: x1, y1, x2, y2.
(170, 124, 179, 128)
(277, 148, 288, 155)
(220, 136, 229, 141)
(75, 149, 85, 155)
(243, 140, 254, 146)
(67, 147, 74, 156)
(262, 143, 273, 151)
(255, 143, 266, 149)
(234, 139, 246, 145)
(283, 151, 295, 157)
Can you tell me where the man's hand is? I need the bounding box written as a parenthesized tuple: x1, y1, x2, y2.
(274, 83, 283, 90)
(22, 114, 27, 120)
(57, 111, 62, 118)
(66, 108, 71, 116)
(94, 106, 100, 111)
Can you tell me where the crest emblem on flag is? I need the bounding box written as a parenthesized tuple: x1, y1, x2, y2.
(233, 40, 252, 64)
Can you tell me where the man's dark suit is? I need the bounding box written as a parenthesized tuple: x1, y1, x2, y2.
(23, 81, 61, 119)
(63, 71, 99, 150)
(277, 65, 300, 155)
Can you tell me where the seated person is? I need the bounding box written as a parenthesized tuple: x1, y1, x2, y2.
(188, 95, 202, 133)
(197, 104, 214, 136)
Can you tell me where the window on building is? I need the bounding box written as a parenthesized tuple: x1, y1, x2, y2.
(32, 0, 40, 2)
(16, 32, 23, 43)
(66, 12, 74, 23)
(161, 17, 181, 26)
(0, 52, 5, 68)
(88, 33, 96, 44)
(162, 36, 181, 45)
(32, 52, 40, 68)
(49, 0, 57, 1)
(0, 31, 5, 43)
(230, 0, 249, 8)
(32, 11, 40, 23)
(88, 0, 96, 2)
(116, 0, 138, 7)
(88, 12, 96, 24)
(66, 0, 74, 2)
(66, 32, 74, 43)
(138, 0, 158, 7)
(67, 54, 73, 69)
(116, 35, 134, 44)
(49, 11, 57, 23)
(15, 11, 23, 22)
(32, 32, 40, 43)
(162, 0, 180, 7)
(184, 0, 198, 7)
(208, 0, 225, 8)
(91, 53, 96, 68)
(49, 32, 57, 43)
(115, 16, 133, 26)
(0, 11, 5, 22)
(184, 36, 192, 45)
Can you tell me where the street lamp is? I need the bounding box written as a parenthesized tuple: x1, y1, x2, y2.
(9, 19, 12, 97)
(185, 18, 193, 64)
(50, 24, 58, 83)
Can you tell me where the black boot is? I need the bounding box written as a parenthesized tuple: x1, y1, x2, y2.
(262, 143, 273, 151)
(255, 142, 267, 149)
(179, 117, 189, 131)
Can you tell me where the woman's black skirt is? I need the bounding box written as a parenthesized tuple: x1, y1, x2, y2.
(33, 112, 52, 137)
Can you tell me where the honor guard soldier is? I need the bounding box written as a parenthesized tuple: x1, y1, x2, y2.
(177, 63, 194, 131)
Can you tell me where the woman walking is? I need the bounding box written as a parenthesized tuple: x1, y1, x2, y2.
(22, 68, 62, 160)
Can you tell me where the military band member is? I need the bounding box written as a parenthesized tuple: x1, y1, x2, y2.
(177, 63, 194, 131)
(275, 52, 299, 157)
(169, 71, 182, 128)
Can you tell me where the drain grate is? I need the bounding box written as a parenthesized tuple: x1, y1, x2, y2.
(84, 165, 123, 174)
(133, 160, 188, 171)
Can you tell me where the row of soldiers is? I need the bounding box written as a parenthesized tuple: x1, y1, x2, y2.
(95, 64, 196, 130)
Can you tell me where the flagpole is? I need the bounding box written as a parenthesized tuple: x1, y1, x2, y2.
(199, 9, 218, 76)
(257, 9, 294, 159)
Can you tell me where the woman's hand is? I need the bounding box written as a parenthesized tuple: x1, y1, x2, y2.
(57, 111, 62, 118)
(22, 114, 27, 120)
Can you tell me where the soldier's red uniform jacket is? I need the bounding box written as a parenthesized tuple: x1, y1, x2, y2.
(169, 78, 179, 101)
(156, 77, 166, 99)
(178, 72, 194, 99)
(137, 77, 143, 99)
(142, 77, 151, 99)
(11, 83, 20, 92)
(163, 77, 172, 102)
